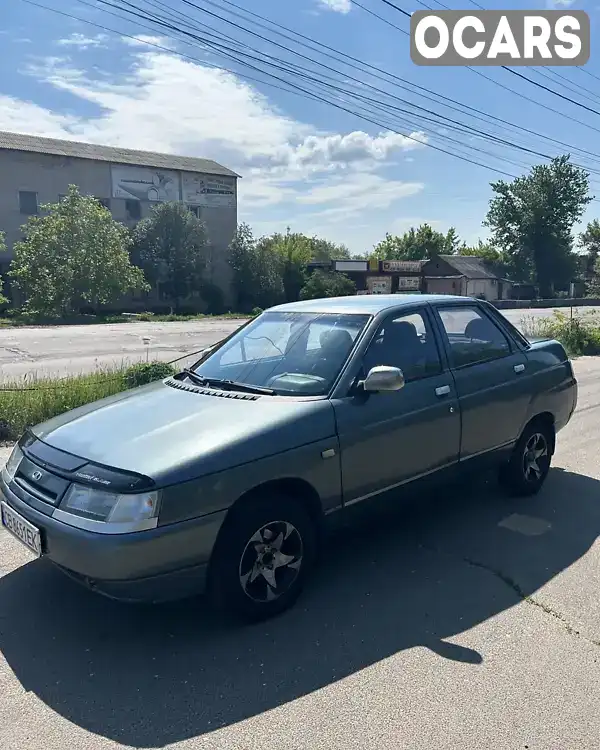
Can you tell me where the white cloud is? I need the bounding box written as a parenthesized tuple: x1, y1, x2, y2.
(546, 0, 575, 7)
(121, 34, 171, 48)
(1, 45, 426, 246)
(57, 33, 108, 50)
(318, 0, 352, 12)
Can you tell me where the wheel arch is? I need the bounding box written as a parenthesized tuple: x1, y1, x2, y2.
(209, 477, 324, 561)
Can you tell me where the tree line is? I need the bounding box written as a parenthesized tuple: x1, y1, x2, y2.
(1, 154, 599, 318)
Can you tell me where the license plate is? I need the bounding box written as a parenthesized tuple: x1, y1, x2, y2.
(1, 501, 42, 557)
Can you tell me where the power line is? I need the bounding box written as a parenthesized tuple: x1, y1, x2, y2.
(208, 0, 600, 159)
(154, 0, 600, 164)
(503, 68, 600, 118)
(103, 1, 555, 166)
(79, 0, 522, 175)
(372, 0, 600, 120)
(18, 0, 600, 195)
(85, 0, 600, 183)
(105, 0, 527, 172)
(349, 0, 408, 35)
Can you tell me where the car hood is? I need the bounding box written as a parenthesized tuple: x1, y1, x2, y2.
(32, 380, 336, 484)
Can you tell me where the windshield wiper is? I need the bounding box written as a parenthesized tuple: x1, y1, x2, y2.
(180, 369, 275, 395)
(208, 379, 276, 395)
(180, 368, 207, 386)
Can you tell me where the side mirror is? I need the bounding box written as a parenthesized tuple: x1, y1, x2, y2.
(362, 365, 405, 393)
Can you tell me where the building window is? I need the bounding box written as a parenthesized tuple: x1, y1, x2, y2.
(125, 199, 141, 220)
(19, 191, 38, 215)
(188, 205, 201, 218)
(95, 197, 111, 210)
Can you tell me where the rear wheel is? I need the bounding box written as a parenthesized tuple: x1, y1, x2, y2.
(208, 492, 317, 622)
(500, 419, 554, 497)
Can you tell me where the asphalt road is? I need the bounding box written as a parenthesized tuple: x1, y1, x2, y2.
(0, 306, 597, 381)
(1, 357, 599, 749)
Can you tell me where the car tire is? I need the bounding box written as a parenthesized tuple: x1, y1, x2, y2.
(207, 492, 317, 623)
(500, 419, 554, 497)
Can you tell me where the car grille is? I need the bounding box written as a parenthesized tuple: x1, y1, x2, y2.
(13, 455, 71, 507)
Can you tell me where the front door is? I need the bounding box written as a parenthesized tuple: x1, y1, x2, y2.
(332, 308, 461, 505)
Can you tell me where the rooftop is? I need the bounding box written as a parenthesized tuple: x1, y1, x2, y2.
(0, 131, 240, 178)
(438, 254, 500, 280)
(270, 294, 475, 315)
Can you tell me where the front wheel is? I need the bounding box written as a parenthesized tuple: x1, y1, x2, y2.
(500, 420, 554, 497)
(208, 493, 317, 622)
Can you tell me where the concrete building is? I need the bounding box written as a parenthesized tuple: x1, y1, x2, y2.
(422, 255, 512, 301)
(0, 131, 239, 307)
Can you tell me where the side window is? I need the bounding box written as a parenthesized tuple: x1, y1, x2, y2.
(363, 311, 442, 382)
(437, 306, 511, 368)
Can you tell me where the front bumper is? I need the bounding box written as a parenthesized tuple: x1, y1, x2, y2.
(0, 476, 227, 603)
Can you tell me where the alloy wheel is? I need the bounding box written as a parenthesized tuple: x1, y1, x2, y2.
(522, 432, 549, 483)
(238, 520, 304, 603)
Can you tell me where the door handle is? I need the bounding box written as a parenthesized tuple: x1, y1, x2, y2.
(514, 364, 525, 374)
(435, 385, 451, 397)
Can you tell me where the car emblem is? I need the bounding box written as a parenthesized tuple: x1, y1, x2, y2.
(31, 470, 43, 481)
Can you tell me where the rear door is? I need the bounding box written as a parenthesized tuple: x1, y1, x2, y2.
(432, 303, 530, 460)
(332, 306, 461, 505)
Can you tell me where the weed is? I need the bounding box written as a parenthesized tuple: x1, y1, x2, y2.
(0, 361, 176, 441)
(520, 309, 600, 356)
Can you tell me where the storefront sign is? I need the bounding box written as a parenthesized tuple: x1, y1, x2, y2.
(382, 260, 423, 273)
(367, 276, 392, 294)
(334, 260, 368, 272)
(397, 276, 421, 291)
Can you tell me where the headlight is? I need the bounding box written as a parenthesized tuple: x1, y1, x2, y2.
(58, 484, 160, 532)
(1, 445, 23, 484)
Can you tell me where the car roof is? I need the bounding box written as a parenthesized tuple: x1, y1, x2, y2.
(267, 294, 476, 315)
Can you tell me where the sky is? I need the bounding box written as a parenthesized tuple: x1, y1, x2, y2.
(1, 0, 600, 256)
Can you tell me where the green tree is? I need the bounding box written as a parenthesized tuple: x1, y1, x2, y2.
(460, 240, 503, 263)
(299, 269, 356, 300)
(132, 202, 210, 311)
(307, 236, 351, 261)
(484, 155, 592, 298)
(579, 219, 600, 276)
(9, 185, 147, 317)
(258, 229, 313, 302)
(372, 224, 462, 260)
(0, 231, 8, 307)
(229, 223, 285, 312)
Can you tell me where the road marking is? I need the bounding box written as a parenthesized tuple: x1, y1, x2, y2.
(498, 513, 552, 536)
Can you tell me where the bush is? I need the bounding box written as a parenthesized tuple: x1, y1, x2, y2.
(123, 361, 177, 389)
(251, 307, 264, 317)
(299, 270, 356, 300)
(520, 309, 600, 356)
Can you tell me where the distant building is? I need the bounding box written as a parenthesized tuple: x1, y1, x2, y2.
(0, 131, 239, 306)
(422, 254, 512, 301)
(306, 255, 511, 301)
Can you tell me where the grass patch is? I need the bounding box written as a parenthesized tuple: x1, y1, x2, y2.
(0, 311, 249, 328)
(520, 309, 600, 356)
(0, 361, 176, 441)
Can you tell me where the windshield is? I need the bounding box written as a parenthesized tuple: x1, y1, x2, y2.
(192, 311, 370, 396)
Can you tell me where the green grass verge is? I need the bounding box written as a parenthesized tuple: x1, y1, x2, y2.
(0, 311, 249, 328)
(520, 309, 600, 357)
(0, 361, 176, 441)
